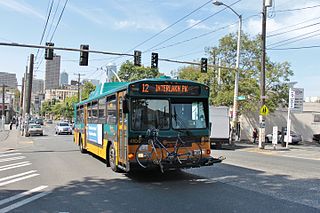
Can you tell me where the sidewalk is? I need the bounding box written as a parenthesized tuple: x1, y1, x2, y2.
(0, 125, 24, 152)
(234, 141, 320, 161)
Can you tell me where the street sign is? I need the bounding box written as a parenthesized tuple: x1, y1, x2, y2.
(237, 95, 246, 101)
(260, 105, 269, 116)
(289, 88, 295, 109)
(272, 126, 278, 145)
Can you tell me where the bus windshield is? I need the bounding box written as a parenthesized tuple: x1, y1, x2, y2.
(131, 98, 207, 131)
(172, 100, 206, 129)
(131, 99, 170, 130)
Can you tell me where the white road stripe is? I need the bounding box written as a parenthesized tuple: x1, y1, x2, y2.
(0, 156, 25, 163)
(0, 153, 21, 158)
(0, 174, 39, 187)
(0, 161, 29, 169)
(0, 150, 15, 155)
(0, 170, 37, 183)
(0, 163, 31, 171)
(0, 190, 50, 213)
(0, 185, 48, 206)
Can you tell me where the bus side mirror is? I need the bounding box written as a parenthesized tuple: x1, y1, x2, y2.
(122, 99, 129, 114)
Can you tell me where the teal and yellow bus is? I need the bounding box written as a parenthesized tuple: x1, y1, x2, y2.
(73, 76, 223, 172)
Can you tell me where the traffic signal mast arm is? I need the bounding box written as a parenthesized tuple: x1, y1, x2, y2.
(0, 41, 237, 70)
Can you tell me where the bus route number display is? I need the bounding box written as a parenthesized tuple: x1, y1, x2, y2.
(140, 83, 200, 95)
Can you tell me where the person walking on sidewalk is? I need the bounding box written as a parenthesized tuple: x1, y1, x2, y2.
(252, 128, 258, 144)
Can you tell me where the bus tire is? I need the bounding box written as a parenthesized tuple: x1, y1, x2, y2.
(79, 136, 86, 153)
(109, 143, 119, 172)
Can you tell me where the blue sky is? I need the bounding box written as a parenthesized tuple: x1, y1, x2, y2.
(0, 0, 319, 97)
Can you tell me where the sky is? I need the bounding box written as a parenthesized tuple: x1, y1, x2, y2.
(0, 0, 319, 97)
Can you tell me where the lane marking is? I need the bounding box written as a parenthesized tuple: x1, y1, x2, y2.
(0, 170, 37, 183)
(0, 174, 39, 187)
(0, 150, 15, 155)
(0, 161, 29, 169)
(0, 190, 50, 213)
(0, 153, 22, 158)
(0, 156, 26, 163)
(0, 185, 48, 206)
(0, 163, 31, 172)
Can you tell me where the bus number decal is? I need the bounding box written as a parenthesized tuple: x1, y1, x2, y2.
(142, 83, 149, 93)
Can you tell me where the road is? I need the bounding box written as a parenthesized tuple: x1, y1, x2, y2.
(0, 124, 319, 213)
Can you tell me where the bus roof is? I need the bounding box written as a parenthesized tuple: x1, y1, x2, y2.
(76, 76, 207, 106)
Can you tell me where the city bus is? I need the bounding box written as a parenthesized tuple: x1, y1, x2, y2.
(73, 76, 223, 172)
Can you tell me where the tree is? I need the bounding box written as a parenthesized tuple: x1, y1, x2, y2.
(176, 33, 293, 113)
(117, 61, 160, 82)
(81, 81, 96, 101)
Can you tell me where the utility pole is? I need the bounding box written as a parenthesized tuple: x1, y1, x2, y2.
(74, 73, 85, 102)
(26, 54, 34, 115)
(259, 0, 272, 149)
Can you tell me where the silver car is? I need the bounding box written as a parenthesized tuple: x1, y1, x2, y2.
(55, 122, 73, 135)
(266, 130, 302, 144)
(26, 124, 44, 137)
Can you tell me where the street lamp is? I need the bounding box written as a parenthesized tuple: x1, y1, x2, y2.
(213, 1, 242, 142)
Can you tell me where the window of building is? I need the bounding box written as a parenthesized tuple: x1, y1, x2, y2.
(314, 114, 320, 123)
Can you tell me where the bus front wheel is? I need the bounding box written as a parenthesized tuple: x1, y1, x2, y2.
(109, 143, 119, 172)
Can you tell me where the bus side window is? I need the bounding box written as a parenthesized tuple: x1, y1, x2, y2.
(98, 98, 105, 124)
(107, 99, 117, 125)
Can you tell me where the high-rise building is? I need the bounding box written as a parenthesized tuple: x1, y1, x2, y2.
(60, 71, 68, 86)
(0, 72, 18, 88)
(32, 78, 44, 94)
(45, 55, 61, 90)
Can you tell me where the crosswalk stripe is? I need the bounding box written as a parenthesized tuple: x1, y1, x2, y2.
(0, 150, 15, 155)
(0, 185, 48, 206)
(0, 153, 22, 158)
(0, 190, 50, 213)
(0, 170, 37, 183)
(0, 156, 25, 163)
(0, 161, 29, 169)
(0, 174, 39, 187)
(0, 163, 31, 172)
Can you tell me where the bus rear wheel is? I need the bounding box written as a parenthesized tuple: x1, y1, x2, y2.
(109, 143, 119, 172)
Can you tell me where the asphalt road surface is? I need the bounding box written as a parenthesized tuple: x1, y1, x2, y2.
(0, 124, 319, 213)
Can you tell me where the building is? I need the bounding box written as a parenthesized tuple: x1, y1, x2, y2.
(32, 78, 44, 94)
(0, 72, 17, 88)
(45, 88, 78, 102)
(45, 55, 61, 90)
(305, 96, 320, 103)
(60, 71, 69, 86)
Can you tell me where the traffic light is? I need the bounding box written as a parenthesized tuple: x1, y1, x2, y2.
(151, 52, 158, 69)
(79, 44, 89, 66)
(134, 50, 141, 66)
(45, 42, 54, 60)
(200, 58, 208, 73)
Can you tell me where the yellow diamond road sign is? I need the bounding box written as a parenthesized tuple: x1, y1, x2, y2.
(260, 105, 269, 116)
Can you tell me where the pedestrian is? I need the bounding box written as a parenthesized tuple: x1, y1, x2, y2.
(16, 116, 19, 129)
(10, 117, 15, 130)
(252, 128, 258, 144)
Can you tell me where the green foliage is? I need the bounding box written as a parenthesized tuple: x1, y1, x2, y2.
(117, 60, 160, 82)
(81, 81, 96, 101)
(177, 33, 293, 113)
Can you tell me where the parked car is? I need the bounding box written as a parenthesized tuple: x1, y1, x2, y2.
(266, 129, 302, 144)
(55, 122, 73, 135)
(313, 134, 320, 143)
(46, 119, 53, 124)
(26, 124, 44, 137)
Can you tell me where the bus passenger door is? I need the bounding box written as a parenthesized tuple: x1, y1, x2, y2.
(117, 91, 128, 171)
(83, 104, 88, 148)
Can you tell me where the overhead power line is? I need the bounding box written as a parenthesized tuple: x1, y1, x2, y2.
(268, 21, 320, 37)
(274, 4, 320, 13)
(268, 45, 320, 50)
(268, 16, 320, 34)
(50, 0, 69, 42)
(143, 0, 241, 53)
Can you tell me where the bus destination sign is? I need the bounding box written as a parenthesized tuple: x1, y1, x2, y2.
(140, 83, 201, 95)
